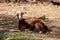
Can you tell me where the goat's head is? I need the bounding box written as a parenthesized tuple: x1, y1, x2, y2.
(16, 11, 24, 20)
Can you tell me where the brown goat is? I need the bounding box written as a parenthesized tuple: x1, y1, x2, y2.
(16, 11, 49, 33)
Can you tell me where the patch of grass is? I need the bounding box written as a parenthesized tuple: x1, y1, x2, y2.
(6, 32, 31, 40)
(0, 30, 10, 40)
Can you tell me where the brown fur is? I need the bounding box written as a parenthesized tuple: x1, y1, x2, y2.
(17, 18, 48, 33)
(18, 19, 33, 31)
(31, 19, 48, 33)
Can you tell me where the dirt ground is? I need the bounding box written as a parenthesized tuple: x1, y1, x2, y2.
(0, 2, 60, 40)
(0, 2, 60, 18)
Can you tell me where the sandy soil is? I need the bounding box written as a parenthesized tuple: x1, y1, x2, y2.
(0, 3, 60, 19)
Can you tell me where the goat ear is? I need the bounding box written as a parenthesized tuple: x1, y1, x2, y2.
(16, 14, 19, 19)
(21, 12, 24, 15)
(16, 14, 19, 17)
